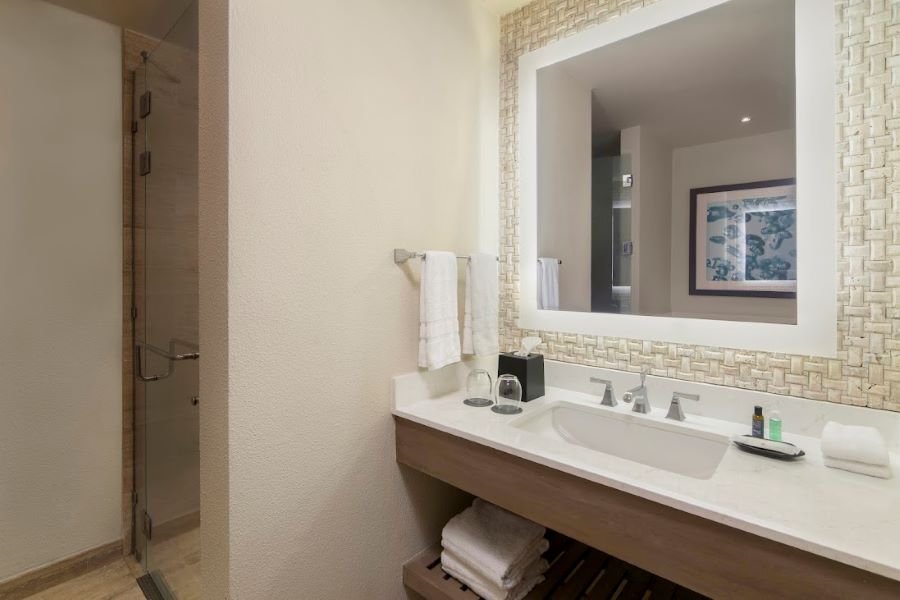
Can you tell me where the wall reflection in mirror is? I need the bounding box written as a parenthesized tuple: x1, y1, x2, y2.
(536, 0, 797, 324)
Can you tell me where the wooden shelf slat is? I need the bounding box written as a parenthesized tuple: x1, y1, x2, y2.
(403, 533, 708, 600)
(549, 550, 609, 600)
(617, 566, 653, 600)
(582, 558, 627, 600)
(647, 577, 677, 600)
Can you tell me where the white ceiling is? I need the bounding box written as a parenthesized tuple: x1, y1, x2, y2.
(548, 0, 795, 148)
(42, 0, 192, 38)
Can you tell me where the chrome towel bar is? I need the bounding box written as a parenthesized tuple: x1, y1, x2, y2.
(394, 248, 496, 264)
(393, 249, 560, 265)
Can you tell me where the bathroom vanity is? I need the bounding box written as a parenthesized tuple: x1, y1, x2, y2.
(393, 362, 900, 599)
(394, 0, 900, 597)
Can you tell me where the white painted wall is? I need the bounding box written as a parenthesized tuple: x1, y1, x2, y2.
(629, 126, 672, 316)
(537, 66, 591, 311)
(199, 1, 499, 597)
(0, 0, 122, 582)
(669, 129, 797, 322)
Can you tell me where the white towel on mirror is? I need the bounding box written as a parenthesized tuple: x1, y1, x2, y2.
(441, 499, 547, 589)
(418, 251, 460, 371)
(463, 253, 499, 356)
(441, 550, 547, 600)
(537, 258, 559, 310)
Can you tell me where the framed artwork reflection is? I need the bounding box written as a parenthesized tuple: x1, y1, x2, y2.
(689, 178, 797, 299)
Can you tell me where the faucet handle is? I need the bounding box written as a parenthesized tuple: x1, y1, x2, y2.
(666, 392, 700, 421)
(589, 377, 617, 407)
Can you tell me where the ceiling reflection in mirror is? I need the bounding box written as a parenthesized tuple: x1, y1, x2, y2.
(536, 0, 797, 324)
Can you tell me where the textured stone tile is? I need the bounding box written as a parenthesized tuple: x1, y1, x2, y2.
(498, 0, 900, 412)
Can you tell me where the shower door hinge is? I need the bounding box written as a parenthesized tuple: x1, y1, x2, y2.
(140, 91, 152, 119)
(143, 511, 153, 540)
(140, 151, 151, 176)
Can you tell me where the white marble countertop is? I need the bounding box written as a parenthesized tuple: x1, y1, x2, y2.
(392, 365, 900, 582)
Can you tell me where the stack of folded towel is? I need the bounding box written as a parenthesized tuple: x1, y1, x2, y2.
(441, 499, 549, 600)
(821, 421, 893, 479)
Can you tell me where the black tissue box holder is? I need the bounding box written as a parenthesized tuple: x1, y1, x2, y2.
(498, 352, 545, 402)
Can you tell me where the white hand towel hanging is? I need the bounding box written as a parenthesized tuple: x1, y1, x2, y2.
(463, 253, 499, 357)
(537, 258, 560, 310)
(418, 251, 461, 371)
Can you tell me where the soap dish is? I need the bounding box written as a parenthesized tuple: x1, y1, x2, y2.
(732, 435, 805, 460)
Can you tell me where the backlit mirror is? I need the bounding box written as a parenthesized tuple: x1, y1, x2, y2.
(536, 0, 796, 324)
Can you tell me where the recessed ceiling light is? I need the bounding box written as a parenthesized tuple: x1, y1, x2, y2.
(740, 116, 752, 123)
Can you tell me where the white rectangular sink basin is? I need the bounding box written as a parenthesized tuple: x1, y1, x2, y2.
(513, 401, 729, 479)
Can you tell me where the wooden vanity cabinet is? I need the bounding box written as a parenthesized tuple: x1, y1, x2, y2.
(395, 417, 900, 600)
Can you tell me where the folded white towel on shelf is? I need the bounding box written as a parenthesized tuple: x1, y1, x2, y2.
(463, 253, 499, 357)
(446, 534, 548, 591)
(441, 498, 547, 589)
(418, 251, 461, 371)
(823, 457, 892, 479)
(537, 258, 559, 310)
(441, 550, 548, 600)
(821, 421, 891, 465)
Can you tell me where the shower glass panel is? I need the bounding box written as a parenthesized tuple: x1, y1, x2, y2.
(135, 3, 199, 598)
(591, 154, 632, 314)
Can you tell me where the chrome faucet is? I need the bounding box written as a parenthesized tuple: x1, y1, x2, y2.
(623, 368, 651, 414)
(589, 377, 617, 407)
(666, 392, 700, 421)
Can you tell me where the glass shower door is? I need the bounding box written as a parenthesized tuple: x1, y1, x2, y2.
(135, 3, 199, 598)
(591, 154, 633, 314)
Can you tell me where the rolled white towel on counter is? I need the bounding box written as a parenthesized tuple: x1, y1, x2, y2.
(441, 499, 547, 589)
(441, 550, 548, 600)
(821, 421, 892, 479)
(823, 457, 892, 480)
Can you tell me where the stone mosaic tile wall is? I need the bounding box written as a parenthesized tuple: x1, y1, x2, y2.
(498, 0, 900, 411)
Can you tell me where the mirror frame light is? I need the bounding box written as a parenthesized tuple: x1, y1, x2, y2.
(517, 0, 837, 357)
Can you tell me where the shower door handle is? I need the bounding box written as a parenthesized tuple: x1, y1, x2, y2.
(135, 341, 199, 382)
(140, 341, 199, 361)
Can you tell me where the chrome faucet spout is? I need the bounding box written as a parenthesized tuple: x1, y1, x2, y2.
(624, 370, 651, 414)
(630, 391, 651, 414)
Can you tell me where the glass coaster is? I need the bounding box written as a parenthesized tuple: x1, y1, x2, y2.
(491, 404, 523, 415)
(464, 397, 493, 407)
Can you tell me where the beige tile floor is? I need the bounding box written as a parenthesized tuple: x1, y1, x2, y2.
(149, 526, 200, 600)
(23, 560, 144, 600)
(26, 526, 199, 600)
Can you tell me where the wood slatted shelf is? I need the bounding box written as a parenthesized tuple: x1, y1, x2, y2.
(403, 532, 709, 600)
